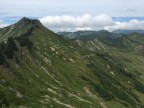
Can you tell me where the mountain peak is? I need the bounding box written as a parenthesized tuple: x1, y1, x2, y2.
(17, 17, 42, 27)
(19, 17, 33, 23)
(0, 17, 44, 41)
(21, 17, 29, 21)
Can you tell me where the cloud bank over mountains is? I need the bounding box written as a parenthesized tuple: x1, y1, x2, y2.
(0, 14, 144, 32)
(40, 14, 114, 31)
(1, 0, 144, 31)
(104, 19, 144, 32)
(40, 14, 144, 32)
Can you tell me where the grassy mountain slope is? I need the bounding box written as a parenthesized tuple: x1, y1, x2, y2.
(0, 17, 40, 42)
(0, 18, 144, 108)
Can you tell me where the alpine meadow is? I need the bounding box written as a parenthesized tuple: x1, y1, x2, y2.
(0, 0, 144, 108)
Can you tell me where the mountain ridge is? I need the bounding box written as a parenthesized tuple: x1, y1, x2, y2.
(112, 29, 144, 34)
(0, 17, 144, 108)
(58, 30, 125, 40)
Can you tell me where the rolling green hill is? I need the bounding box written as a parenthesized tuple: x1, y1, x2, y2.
(0, 17, 144, 108)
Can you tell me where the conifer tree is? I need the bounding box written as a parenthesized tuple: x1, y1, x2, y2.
(0, 50, 5, 64)
(4, 37, 17, 59)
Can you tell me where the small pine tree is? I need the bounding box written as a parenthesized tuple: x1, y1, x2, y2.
(0, 50, 6, 65)
(4, 43, 14, 59)
(0, 41, 5, 50)
(8, 37, 18, 51)
(4, 37, 17, 59)
(18, 35, 33, 49)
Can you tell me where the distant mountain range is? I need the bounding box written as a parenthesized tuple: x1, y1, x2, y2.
(112, 29, 144, 34)
(58, 30, 124, 40)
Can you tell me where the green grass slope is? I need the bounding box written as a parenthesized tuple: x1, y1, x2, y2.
(0, 18, 144, 108)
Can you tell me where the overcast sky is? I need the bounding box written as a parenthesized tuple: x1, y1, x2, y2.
(0, 0, 144, 31)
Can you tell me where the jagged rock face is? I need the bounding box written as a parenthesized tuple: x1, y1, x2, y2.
(0, 18, 144, 108)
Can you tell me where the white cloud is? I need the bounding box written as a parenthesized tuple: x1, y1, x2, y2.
(104, 19, 144, 31)
(76, 27, 93, 31)
(0, 19, 8, 28)
(0, 0, 144, 18)
(39, 14, 144, 32)
(39, 14, 114, 31)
